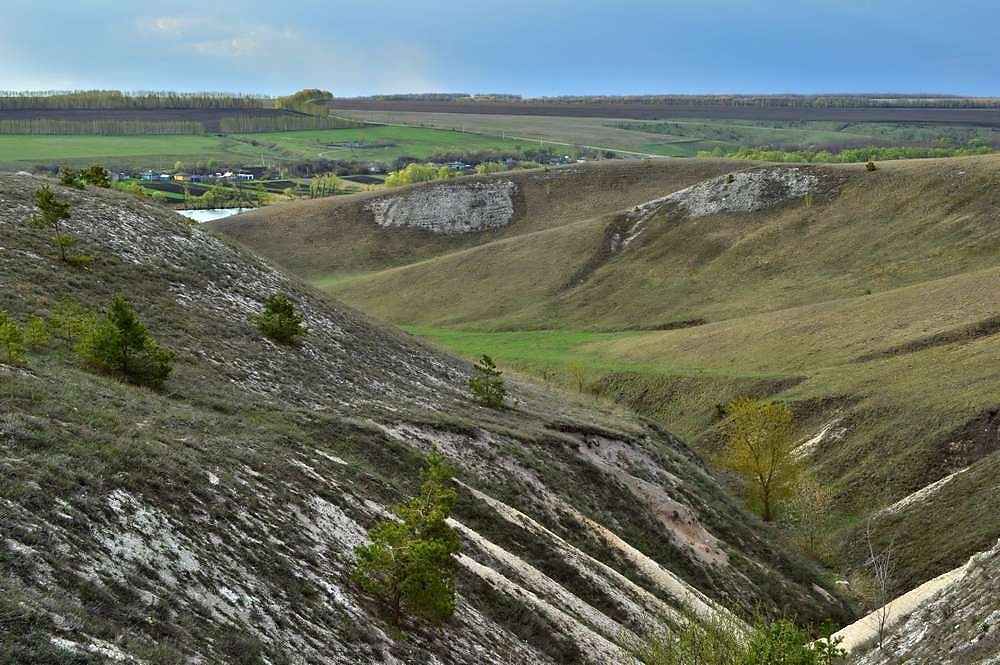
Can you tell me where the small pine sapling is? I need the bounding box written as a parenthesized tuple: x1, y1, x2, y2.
(0, 311, 27, 365)
(76, 296, 174, 389)
(469, 354, 506, 407)
(253, 292, 308, 343)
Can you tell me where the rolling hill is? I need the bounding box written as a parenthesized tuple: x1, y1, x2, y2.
(213, 155, 1000, 609)
(0, 174, 851, 663)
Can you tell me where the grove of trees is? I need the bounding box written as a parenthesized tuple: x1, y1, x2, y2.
(0, 119, 205, 135)
(384, 162, 457, 187)
(0, 90, 267, 110)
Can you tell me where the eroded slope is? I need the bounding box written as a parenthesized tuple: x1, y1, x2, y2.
(0, 175, 849, 664)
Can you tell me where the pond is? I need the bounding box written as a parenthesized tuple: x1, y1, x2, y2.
(175, 207, 251, 223)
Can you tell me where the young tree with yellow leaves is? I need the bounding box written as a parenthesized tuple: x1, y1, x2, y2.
(719, 397, 801, 521)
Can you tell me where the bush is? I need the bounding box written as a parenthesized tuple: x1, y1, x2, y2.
(469, 354, 506, 407)
(59, 166, 84, 189)
(48, 298, 97, 341)
(865, 160, 878, 172)
(76, 296, 174, 389)
(253, 293, 307, 344)
(80, 164, 111, 188)
(23, 317, 49, 350)
(0, 310, 27, 365)
(623, 608, 845, 665)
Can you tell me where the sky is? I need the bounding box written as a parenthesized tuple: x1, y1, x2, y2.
(2, 0, 998, 97)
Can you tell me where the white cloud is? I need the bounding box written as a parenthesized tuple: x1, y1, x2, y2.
(189, 37, 260, 58)
(137, 16, 204, 35)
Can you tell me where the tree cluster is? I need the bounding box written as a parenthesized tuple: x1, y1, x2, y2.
(0, 119, 205, 135)
(308, 173, 342, 198)
(0, 90, 267, 110)
(218, 115, 356, 133)
(384, 162, 456, 187)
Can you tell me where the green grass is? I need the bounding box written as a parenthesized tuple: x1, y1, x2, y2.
(0, 125, 543, 171)
(334, 110, 1000, 157)
(0, 134, 241, 168)
(234, 125, 559, 163)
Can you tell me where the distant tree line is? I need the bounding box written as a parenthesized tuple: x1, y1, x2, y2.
(0, 90, 268, 110)
(700, 144, 993, 163)
(218, 114, 357, 133)
(0, 119, 206, 135)
(342, 93, 1000, 109)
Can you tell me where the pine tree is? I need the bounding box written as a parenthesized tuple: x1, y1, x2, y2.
(253, 293, 307, 343)
(352, 455, 461, 625)
(59, 166, 83, 189)
(30, 186, 76, 262)
(0, 310, 27, 365)
(469, 354, 506, 407)
(76, 296, 174, 389)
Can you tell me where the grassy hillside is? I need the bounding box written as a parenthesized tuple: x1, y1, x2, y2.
(214, 159, 739, 281)
(216, 154, 1000, 600)
(0, 174, 849, 663)
(331, 157, 1000, 330)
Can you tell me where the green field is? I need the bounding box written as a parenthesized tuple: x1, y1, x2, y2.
(0, 125, 549, 171)
(335, 109, 1000, 157)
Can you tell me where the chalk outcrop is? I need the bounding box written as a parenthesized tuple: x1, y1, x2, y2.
(619, 167, 820, 249)
(366, 180, 517, 233)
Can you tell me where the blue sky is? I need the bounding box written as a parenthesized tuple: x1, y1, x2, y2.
(2, 0, 997, 96)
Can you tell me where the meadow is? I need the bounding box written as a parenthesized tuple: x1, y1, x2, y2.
(0, 124, 548, 171)
(334, 109, 1000, 157)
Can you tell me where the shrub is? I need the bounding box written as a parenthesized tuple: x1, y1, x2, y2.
(48, 298, 97, 341)
(80, 164, 112, 188)
(475, 161, 506, 175)
(469, 354, 506, 407)
(59, 166, 84, 189)
(352, 454, 461, 625)
(865, 160, 878, 171)
(23, 317, 50, 350)
(253, 293, 307, 344)
(76, 296, 174, 389)
(623, 608, 845, 665)
(0, 310, 27, 365)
